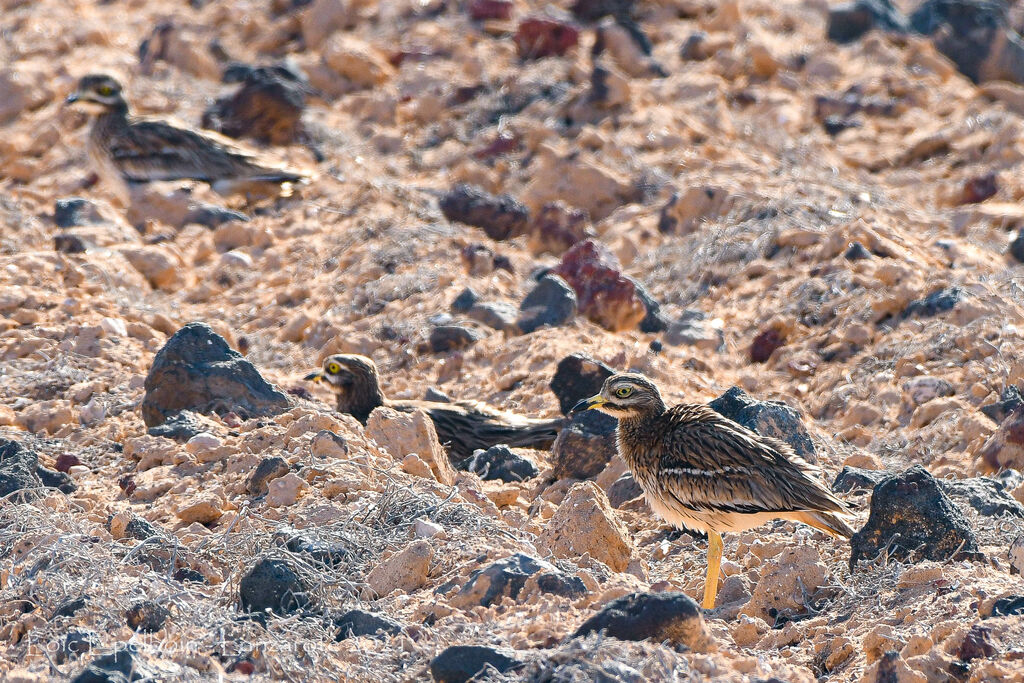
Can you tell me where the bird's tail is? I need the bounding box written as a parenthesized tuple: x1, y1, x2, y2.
(790, 510, 856, 539)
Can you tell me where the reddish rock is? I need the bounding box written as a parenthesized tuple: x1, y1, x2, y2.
(750, 328, 785, 363)
(469, 0, 513, 21)
(514, 17, 580, 59)
(960, 172, 998, 204)
(55, 453, 82, 473)
(527, 202, 593, 256)
(552, 239, 646, 332)
(473, 131, 521, 160)
(439, 184, 530, 240)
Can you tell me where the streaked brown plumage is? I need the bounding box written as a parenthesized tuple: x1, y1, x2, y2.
(573, 372, 854, 609)
(65, 74, 307, 200)
(305, 354, 565, 461)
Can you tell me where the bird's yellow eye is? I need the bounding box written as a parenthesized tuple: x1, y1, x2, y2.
(97, 85, 114, 96)
(327, 363, 341, 374)
(615, 386, 632, 398)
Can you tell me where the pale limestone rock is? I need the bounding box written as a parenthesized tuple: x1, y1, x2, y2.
(366, 407, 456, 486)
(323, 35, 395, 88)
(124, 435, 180, 471)
(266, 473, 309, 507)
(366, 540, 433, 597)
(537, 481, 633, 572)
(741, 545, 828, 623)
(16, 400, 75, 435)
(176, 495, 223, 525)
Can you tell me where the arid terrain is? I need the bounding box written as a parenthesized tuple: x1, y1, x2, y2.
(2, 0, 1024, 680)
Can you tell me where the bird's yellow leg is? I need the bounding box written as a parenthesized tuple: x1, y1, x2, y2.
(702, 531, 723, 609)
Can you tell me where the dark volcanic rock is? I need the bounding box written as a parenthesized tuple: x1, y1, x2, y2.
(146, 409, 206, 442)
(247, 456, 290, 495)
(56, 629, 100, 664)
(141, 322, 291, 428)
(903, 287, 966, 318)
(957, 624, 996, 661)
(961, 172, 998, 204)
(607, 472, 644, 508)
(749, 327, 785, 363)
(844, 241, 873, 260)
(450, 287, 479, 313)
(424, 387, 451, 403)
(827, 0, 908, 43)
(910, 0, 1019, 84)
(850, 465, 982, 570)
(439, 183, 530, 240)
(980, 385, 1023, 423)
(430, 645, 523, 683)
(466, 445, 539, 482)
(0, 438, 76, 497)
(183, 204, 249, 228)
(55, 233, 89, 253)
(550, 353, 616, 415)
(239, 558, 310, 615)
(455, 553, 585, 607)
(990, 595, 1024, 617)
(632, 280, 669, 333)
(467, 301, 519, 332)
(572, 591, 708, 648)
(55, 197, 104, 228)
(334, 609, 402, 640)
(202, 63, 309, 145)
(514, 16, 580, 59)
(53, 595, 90, 619)
(429, 325, 483, 353)
(1010, 229, 1024, 263)
(709, 387, 817, 462)
(71, 646, 143, 683)
(552, 410, 618, 480)
(552, 239, 648, 332)
(125, 600, 170, 633)
(832, 466, 888, 494)
(277, 525, 349, 567)
(518, 274, 578, 333)
(940, 473, 1024, 518)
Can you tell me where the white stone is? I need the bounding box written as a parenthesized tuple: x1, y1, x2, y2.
(413, 517, 445, 539)
(100, 317, 128, 337)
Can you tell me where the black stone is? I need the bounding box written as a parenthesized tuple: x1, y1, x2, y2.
(989, 595, 1024, 618)
(709, 387, 817, 462)
(201, 63, 309, 145)
(607, 472, 644, 508)
(467, 301, 519, 332)
(55, 234, 89, 253)
(239, 558, 310, 615)
(549, 353, 616, 416)
(980, 385, 1023, 423)
(56, 629, 100, 664)
(823, 116, 860, 136)
(125, 600, 170, 633)
(0, 438, 76, 497)
(941, 474, 1024, 518)
(450, 287, 479, 313)
(334, 609, 402, 640)
(631, 279, 668, 333)
(183, 204, 250, 228)
(1010, 230, 1024, 263)
(141, 322, 291, 428)
(147, 409, 207, 442)
(247, 456, 290, 495)
(439, 184, 530, 241)
(173, 567, 206, 583)
(832, 466, 888, 494)
(552, 410, 618, 480)
(71, 646, 143, 683)
(903, 287, 965, 319)
(910, 0, 1011, 83)
(827, 0, 908, 43)
(844, 241, 873, 260)
(456, 553, 585, 607)
(53, 596, 90, 619)
(957, 624, 996, 661)
(55, 197, 104, 228)
(112, 513, 161, 542)
(429, 325, 483, 353)
(277, 525, 349, 567)
(466, 445, 539, 482)
(518, 274, 578, 334)
(430, 645, 522, 683)
(850, 465, 982, 570)
(572, 591, 705, 645)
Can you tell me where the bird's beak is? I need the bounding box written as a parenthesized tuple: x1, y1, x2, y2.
(64, 93, 80, 105)
(304, 370, 324, 383)
(571, 394, 607, 414)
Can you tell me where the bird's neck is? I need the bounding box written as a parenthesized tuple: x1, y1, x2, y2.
(615, 404, 667, 451)
(337, 376, 387, 424)
(92, 105, 130, 136)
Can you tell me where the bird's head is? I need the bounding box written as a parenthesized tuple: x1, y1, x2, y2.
(571, 372, 666, 419)
(65, 74, 127, 115)
(304, 354, 379, 393)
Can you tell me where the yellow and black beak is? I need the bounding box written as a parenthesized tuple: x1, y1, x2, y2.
(304, 370, 325, 383)
(571, 394, 607, 414)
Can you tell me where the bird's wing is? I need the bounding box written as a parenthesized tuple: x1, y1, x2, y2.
(656, 404, 847, 515)
(111, 118, 302, 183)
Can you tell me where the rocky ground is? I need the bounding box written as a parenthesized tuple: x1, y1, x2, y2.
(2, 0, 1024, 680)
